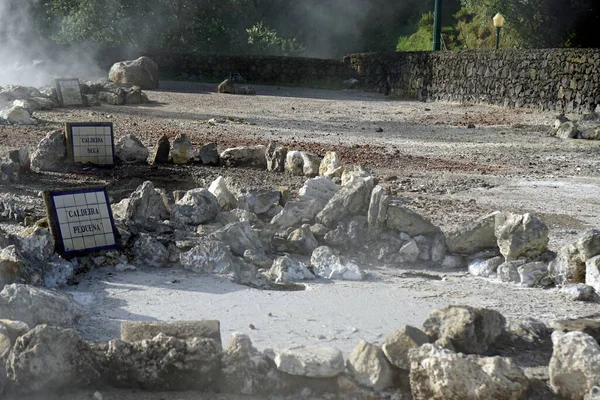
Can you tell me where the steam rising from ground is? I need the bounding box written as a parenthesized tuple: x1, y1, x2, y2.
(0, 0, 104, 88)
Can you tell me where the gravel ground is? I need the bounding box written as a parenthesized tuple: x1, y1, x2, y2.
(2, 81, 600, 399)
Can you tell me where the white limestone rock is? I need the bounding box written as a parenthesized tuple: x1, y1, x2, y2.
(273, 345, 345, 378)
(549, 331, 600, 400)
(310, 246, 363, 281)
(409, 344, 528, 400)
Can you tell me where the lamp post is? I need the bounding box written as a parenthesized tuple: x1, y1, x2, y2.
(432, 0, 442, 51)
(493, 13, 505, 50)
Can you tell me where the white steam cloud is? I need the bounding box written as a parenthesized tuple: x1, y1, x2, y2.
(0, 0, 104, 88)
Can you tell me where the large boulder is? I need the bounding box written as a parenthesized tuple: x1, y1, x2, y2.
(0, 284, 82, 328)
(549, 331, 600, 400)
(30, 130, 67, 172)
(446, 212, 500, 254)
(108, 56, 159, 90)
(220, 145, 267, 169)
(382, 325, 430, 370)
(112, 181, 170, 222)
(6, 325, 103, 393)
(316, 176, 374, 228)
(273, 345, 345, 378)
(180, 240, 234, 274)
(422, 305, 506, 355)
(495, 213, 548, 261)
(550, 229, 600, 285)
(210, 221, 263, 257)
(409, 344, 528, 400)
(171, 188, 220, 225)
(0, 106, 36, 125)
(385, 201, 440, 236)
(115, 134, 149, 164)
(106, 333, 221, 390)
(346, 340, 395, 391)
(310, 246, 363, 281)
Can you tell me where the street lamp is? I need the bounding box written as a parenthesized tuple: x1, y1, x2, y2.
(493, 13, 505, 50)
(432, 0, 443, 51)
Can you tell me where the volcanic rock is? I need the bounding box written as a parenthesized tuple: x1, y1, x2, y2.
(151, 135, 170, 164)
(209, 176, 238, 211)
(549, 331, 600, 399)
(268, 255, 314, 283)
(6, 325, 103, 393)
(346, 340, 395, 391)
(495, 213, 548, 261)
(171, 188, 220, 225)
(409, 344, 528, 400)
(549, 229, 600, 285)
(220, 333, 273, 395)
(112, 181, 170, 222)
(180, 240, 234, 274)
(115, 134, 148, 164)
(422, 305, 506, 354)
(316, 176, 374, 228)
(381, 325, 429, 370)
(106, 333, 221, 390)
(108, 56, 159, 89)
(198, 143, 219, 165)
(266, 141, 287, 172)
(319, 151, 342, 177)
(446, 212, 500, 254)
(310, 246, 363, 281)
(170, 133, 195, 164)
(30, 130, 67, 172)
(220, 145, 267, 169)
(132, 233, 169, 267)
(210, 221, 263, 257)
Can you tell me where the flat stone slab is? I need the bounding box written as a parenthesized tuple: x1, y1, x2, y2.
(120, 320, 221, 347)
(273, 345, 345, 378)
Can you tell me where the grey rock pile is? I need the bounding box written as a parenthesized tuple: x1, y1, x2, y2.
(552, 113, 600, 140)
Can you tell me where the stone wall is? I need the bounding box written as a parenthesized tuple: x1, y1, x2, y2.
(99, 48, 600, 113)
(141, 53, 357, 85)
(346, 49, 600, 113)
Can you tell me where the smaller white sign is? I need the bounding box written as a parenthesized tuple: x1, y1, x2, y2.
(66, 122, 115, 166)
(47, 188, 117, 254)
